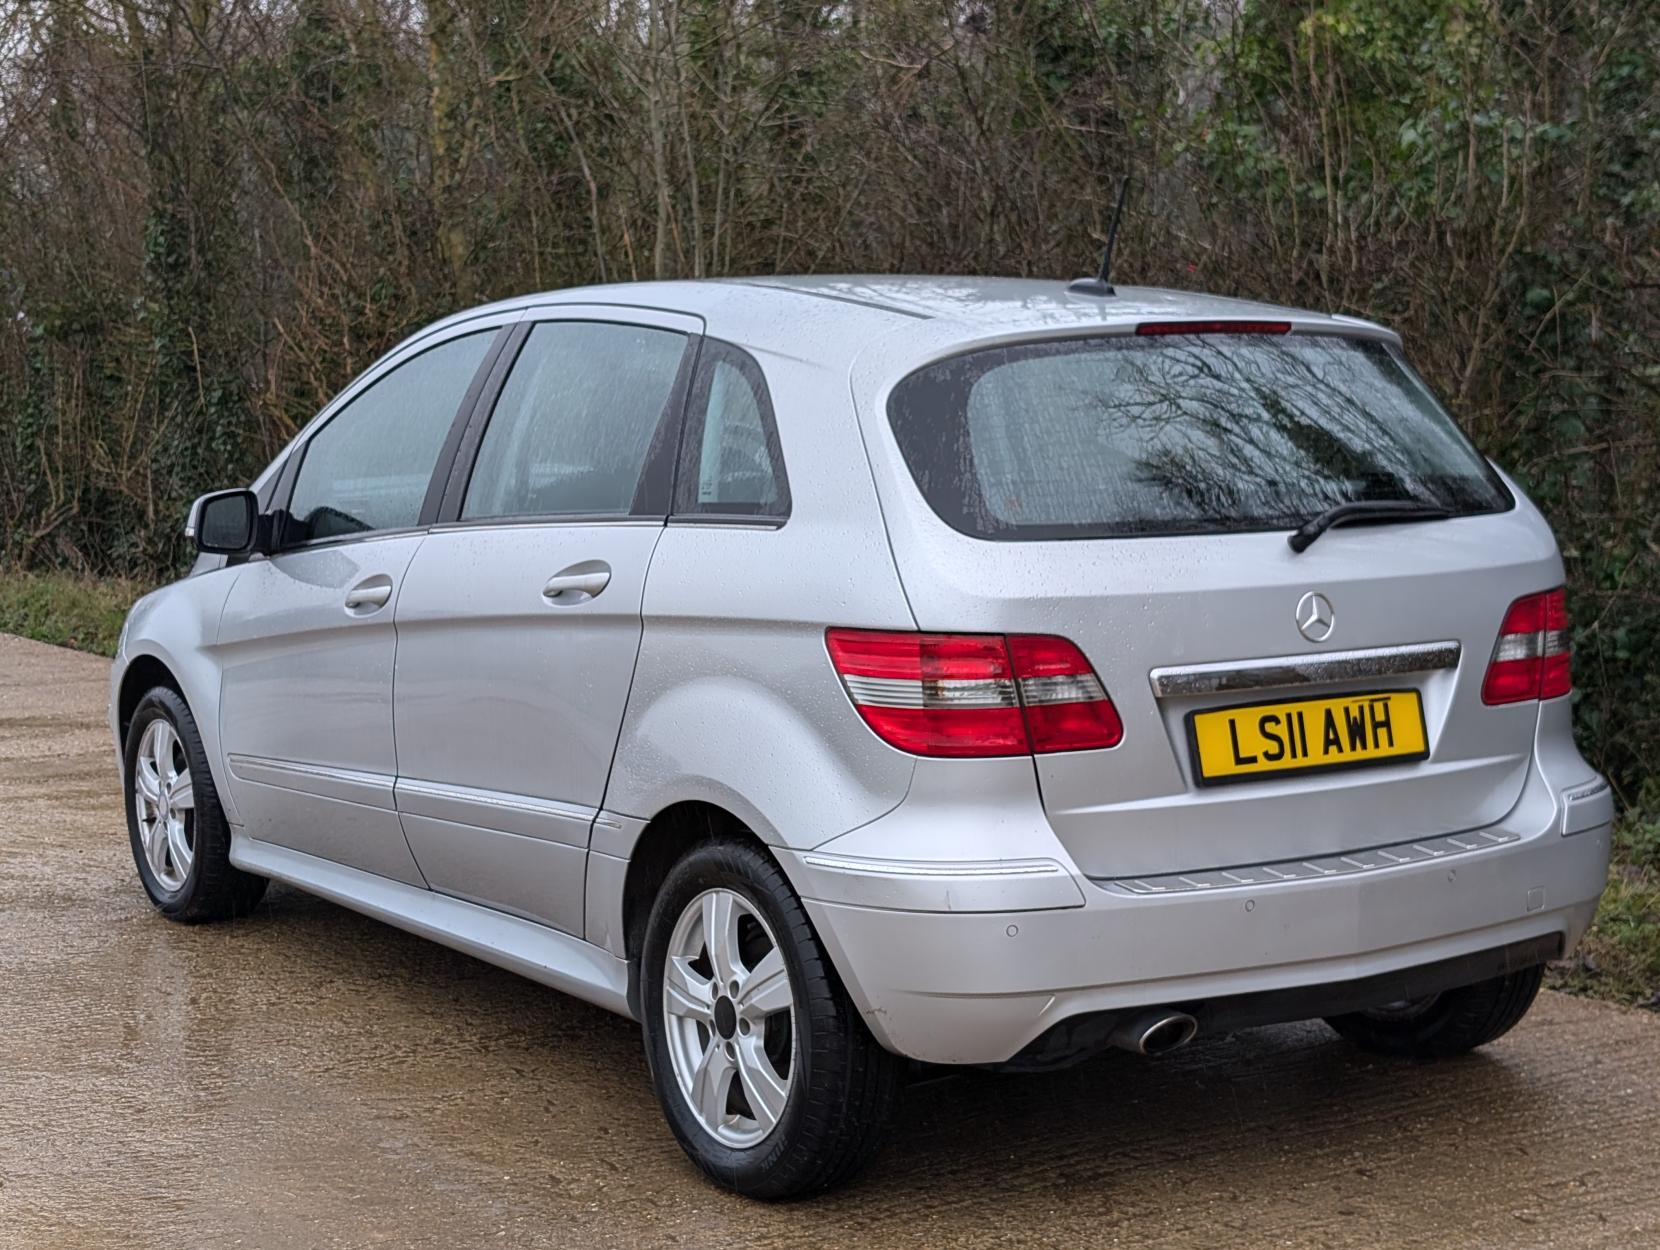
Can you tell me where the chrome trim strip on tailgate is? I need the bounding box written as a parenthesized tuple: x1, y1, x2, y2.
(1149, 640, 1461, 697)
(1095, 827, 1520, 896)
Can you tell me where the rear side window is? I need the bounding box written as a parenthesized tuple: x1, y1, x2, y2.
(887, 333, 1511, 541)
(675, 341, 789, 519)
(286, 330, 495, 543)
(463, 321, 688, 520)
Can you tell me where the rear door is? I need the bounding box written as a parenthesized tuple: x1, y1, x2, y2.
(390, 308, 700, 935)
(863, 326, 1560, 881)
(216, 322, 508, 883)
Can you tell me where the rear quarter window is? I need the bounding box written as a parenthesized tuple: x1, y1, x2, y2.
(673, 340, 790, 520)
(886, 333, 1511, 541)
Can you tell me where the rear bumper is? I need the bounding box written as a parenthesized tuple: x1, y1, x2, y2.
(781, 769, 1613, 1066)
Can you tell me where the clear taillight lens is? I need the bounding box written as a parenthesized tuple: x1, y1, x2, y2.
(825, 629, 1122, 758)
(1482, 588, 1572, 705)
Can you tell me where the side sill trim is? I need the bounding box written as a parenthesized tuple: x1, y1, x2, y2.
(1149, 640, 1461, 697)
(230, 835, 634, 1019)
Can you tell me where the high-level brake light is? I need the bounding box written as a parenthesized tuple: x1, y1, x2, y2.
(1135, 320, 1291, 336)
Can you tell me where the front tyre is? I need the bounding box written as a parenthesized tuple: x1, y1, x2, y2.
(640, 839, 903, 1199)
(1324, 964, 1545, 1059)
(124, 686, 267, 923)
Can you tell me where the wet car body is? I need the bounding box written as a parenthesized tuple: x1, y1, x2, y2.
(110, 276, 1614, 1196)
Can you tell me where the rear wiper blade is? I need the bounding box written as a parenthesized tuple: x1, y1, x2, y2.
(1287, 500, 1451, 553)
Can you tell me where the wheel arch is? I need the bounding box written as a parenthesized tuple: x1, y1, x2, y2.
(617, 800, 774, 1016)
(113, 568, 242, 822)
(117, 652, 185, 744)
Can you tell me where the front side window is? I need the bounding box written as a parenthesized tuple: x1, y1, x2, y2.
(887, 333, 1511, 541)
(462, 321, 689, 520)
(286, 330, 495, 543)
(675, 342, 789, 518)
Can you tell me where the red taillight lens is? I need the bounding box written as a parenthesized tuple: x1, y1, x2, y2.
(1006, 634, 1124, 752)
(1482, 588, 1572, 705)
(1539, 589, 1572, 699)
(823, 630, 1025, 757)
(825, 629, 1122, 757)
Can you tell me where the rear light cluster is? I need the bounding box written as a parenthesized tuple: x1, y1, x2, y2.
(1482, 588, 1572, 705)
(825, 629, 1123, 758)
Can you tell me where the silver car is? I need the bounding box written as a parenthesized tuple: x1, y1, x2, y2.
(111, 277, 1613, 1198)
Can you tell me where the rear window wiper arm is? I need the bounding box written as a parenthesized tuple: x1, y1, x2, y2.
(1288, 499, 1451, 553)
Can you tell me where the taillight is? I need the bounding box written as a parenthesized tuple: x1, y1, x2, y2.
(1482, 588, 1572, 705)
(1007, 635, 1123, 752)
(825, 629, 1122, 758)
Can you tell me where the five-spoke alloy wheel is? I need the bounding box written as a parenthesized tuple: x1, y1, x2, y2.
(123, 686, 267, 922)
(662, 887, 797, 1147)
(640, 838, 904, 1199)
(132, 717, 196, 892)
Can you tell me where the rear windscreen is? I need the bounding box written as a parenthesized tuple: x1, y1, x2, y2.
(886, 333, 1511, 540)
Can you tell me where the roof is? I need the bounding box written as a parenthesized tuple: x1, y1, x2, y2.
(729, 275, 1333, 325)
(419, 275, 1397, 371)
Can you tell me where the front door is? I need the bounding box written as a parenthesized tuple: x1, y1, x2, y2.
(391, 311, 699, 934)
(216, 325, 504, 883)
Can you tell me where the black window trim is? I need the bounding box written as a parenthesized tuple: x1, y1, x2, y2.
(433, 316, 702, 529)
(670, 337, 791, 527)
(266, 320, 517, 554)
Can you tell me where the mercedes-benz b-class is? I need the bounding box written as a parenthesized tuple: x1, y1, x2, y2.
(112, 277, 1612, 1197)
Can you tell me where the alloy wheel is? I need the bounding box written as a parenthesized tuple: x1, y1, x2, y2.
(133, 718, 195, 892)
(662, 888, 796, 1148)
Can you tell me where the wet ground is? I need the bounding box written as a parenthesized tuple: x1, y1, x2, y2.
(2, 631, 1657, 1249)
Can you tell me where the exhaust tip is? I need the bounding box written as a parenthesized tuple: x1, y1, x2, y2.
(1137, 1013, 1198, 1056)
(1110, 1010, 1199, 1057)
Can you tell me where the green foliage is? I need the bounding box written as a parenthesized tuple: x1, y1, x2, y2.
(0, 570, 146, 657)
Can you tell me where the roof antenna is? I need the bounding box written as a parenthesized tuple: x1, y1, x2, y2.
(1068, 177, 1130, 297)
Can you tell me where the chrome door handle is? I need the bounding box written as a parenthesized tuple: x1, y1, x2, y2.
(344, 580, 393, 611)
(542, 564, 611, 603)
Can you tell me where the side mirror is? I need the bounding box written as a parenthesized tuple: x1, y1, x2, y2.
(186, 489, 261, 556)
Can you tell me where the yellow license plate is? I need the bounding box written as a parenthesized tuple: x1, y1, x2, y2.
(1187, 690, 1428, 786)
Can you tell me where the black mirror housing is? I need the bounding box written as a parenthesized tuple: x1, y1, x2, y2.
(188, 489, 261, 556)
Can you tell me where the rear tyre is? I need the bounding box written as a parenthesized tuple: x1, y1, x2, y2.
(1324, 964, 1545, 1059)
(124, 686, 267, 923)
(639, 838, 904, 1199)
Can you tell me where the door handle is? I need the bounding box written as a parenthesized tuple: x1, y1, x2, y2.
(542, 563, 611, 603)
(344, 579, 393, 612)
